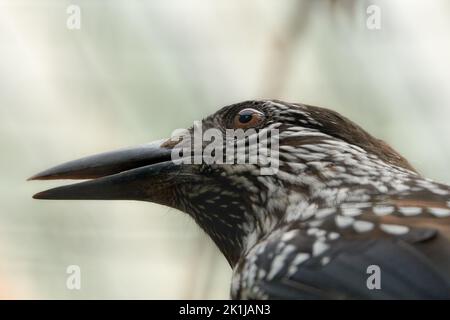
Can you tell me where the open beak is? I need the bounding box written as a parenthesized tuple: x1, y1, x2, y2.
(29, 139, 181, 202)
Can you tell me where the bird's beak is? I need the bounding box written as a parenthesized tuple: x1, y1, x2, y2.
(29, 139, 183, 202)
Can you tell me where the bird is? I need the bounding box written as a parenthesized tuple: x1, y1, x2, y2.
(29, 99, 450, 299)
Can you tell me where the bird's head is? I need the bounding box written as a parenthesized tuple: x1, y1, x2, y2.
(29, 100, 416, 266)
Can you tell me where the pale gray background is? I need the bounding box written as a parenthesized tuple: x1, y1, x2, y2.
(1, 0, 450, 299)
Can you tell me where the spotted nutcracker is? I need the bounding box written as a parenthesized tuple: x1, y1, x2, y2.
(29, 100, 450, 299)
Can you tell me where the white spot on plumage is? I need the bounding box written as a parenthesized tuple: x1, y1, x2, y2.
(268, 101, 289, 110)
(267, 244, 296, 280)
(342, 202, 372, 209)
(288, 126, 307, 132)
(373, 205, 394, 216)
(430, 188, 448, 196)
(321, 256, 331, 266)
(399, 207, 422, 216)
(416, 180, 449, 196)
(335, 188, 350, 203)
(298, 203, 318, 221)
(258, 269, 266, 279)
(375, 184, 389, 193)
(380, 224, 410, 235)
(297, 152, 327, 162)
(341, 207, 362, 217)
(308, 219, 324, 227)
(315, 207, 336, 219)
(328, 232, 340, 240)
(353, 220, 374, 233)
(313, 241, 329, 256)
(307, 228, 319, 236)
(281, 230, 298, 241)
(392, 182, 410, 192)
(315, 229, 327, 238)
(287, 253, 310, 276)
(428, 208, 450, 217)
(284, 196, 314, 222)
(335, 215, 355, 228)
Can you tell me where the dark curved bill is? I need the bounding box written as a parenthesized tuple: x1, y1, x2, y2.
(29, 139, 184, 201)
(28, 140, 172, 181)
(32, 161, 179, 201)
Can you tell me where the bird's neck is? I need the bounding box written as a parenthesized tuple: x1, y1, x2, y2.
(191, 212, 251, 267)
(179, 187, 254, 267)
(185, 139, 419, 268)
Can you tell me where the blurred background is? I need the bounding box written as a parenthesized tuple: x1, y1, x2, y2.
(1, 0, 450, 299)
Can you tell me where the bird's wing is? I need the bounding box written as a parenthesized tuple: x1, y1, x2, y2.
(233, 190, 450, 299)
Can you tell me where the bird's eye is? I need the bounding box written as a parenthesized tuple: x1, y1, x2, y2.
(233, 108, 265, 129)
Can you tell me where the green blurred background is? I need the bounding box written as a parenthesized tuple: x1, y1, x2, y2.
(1, 0, 450, 299)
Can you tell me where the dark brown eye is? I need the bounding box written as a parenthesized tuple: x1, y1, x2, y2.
(233, 108, 265, 129)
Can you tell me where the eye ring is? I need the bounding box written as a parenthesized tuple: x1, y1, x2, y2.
(233, 108, 265, 129)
